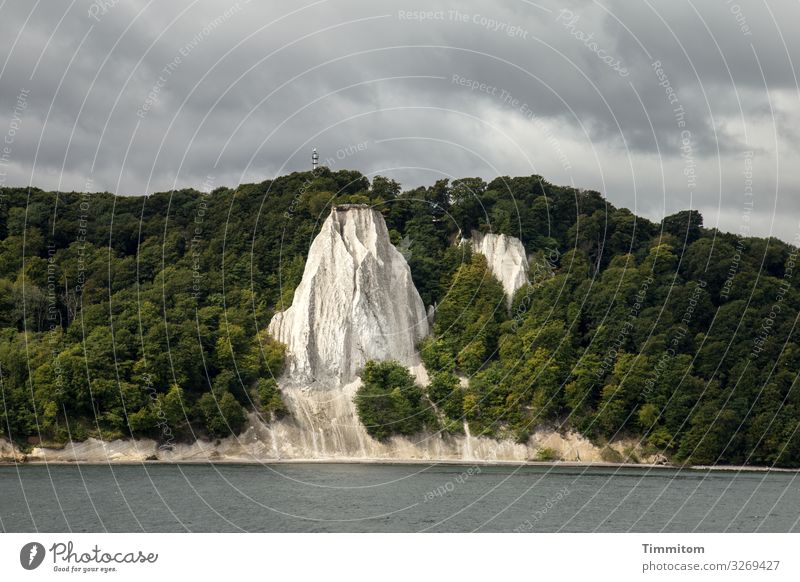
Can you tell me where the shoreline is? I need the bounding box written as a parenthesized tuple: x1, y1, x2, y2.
(2, 456, 798, 473)
(3, 430, 798, 473)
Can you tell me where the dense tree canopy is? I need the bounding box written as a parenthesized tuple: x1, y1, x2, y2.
(2, 168, 799, 466)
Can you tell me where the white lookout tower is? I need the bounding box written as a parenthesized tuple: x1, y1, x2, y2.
(312, 148, 319, 170)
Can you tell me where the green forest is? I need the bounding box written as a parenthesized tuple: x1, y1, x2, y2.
(1, 168, 799, 466)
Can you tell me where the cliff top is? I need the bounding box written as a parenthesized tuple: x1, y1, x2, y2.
(333, 203, 371, 211)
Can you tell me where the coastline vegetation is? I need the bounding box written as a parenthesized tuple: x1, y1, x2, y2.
(1, 168, 799, 467)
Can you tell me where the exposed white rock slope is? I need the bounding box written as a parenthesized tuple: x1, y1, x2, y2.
(2, 428, 660, 465)
(470, 231, 529, 306)
(265, 208, 540, 459)
(269, 205, 429, 384)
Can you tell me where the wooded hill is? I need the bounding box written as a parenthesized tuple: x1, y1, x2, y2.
(1, 168, 798, 466)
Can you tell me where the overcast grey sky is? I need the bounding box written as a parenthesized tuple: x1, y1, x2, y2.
(1, 0, 798, 242)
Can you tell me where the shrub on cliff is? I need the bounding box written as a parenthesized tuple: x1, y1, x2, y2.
(355, 360, 435, 441)
(255, 378, 289, 420)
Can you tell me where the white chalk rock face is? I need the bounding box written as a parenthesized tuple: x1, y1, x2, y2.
(269, 205, 429, 384)
(470, 231, 529, 306)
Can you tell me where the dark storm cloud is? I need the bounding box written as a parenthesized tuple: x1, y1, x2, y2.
(1, 0, 798, 241)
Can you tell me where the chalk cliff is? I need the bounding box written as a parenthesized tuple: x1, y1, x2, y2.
(268, 205, 429, 385)
(470, 231, 529, 306)
(262, 208, 542, 460)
